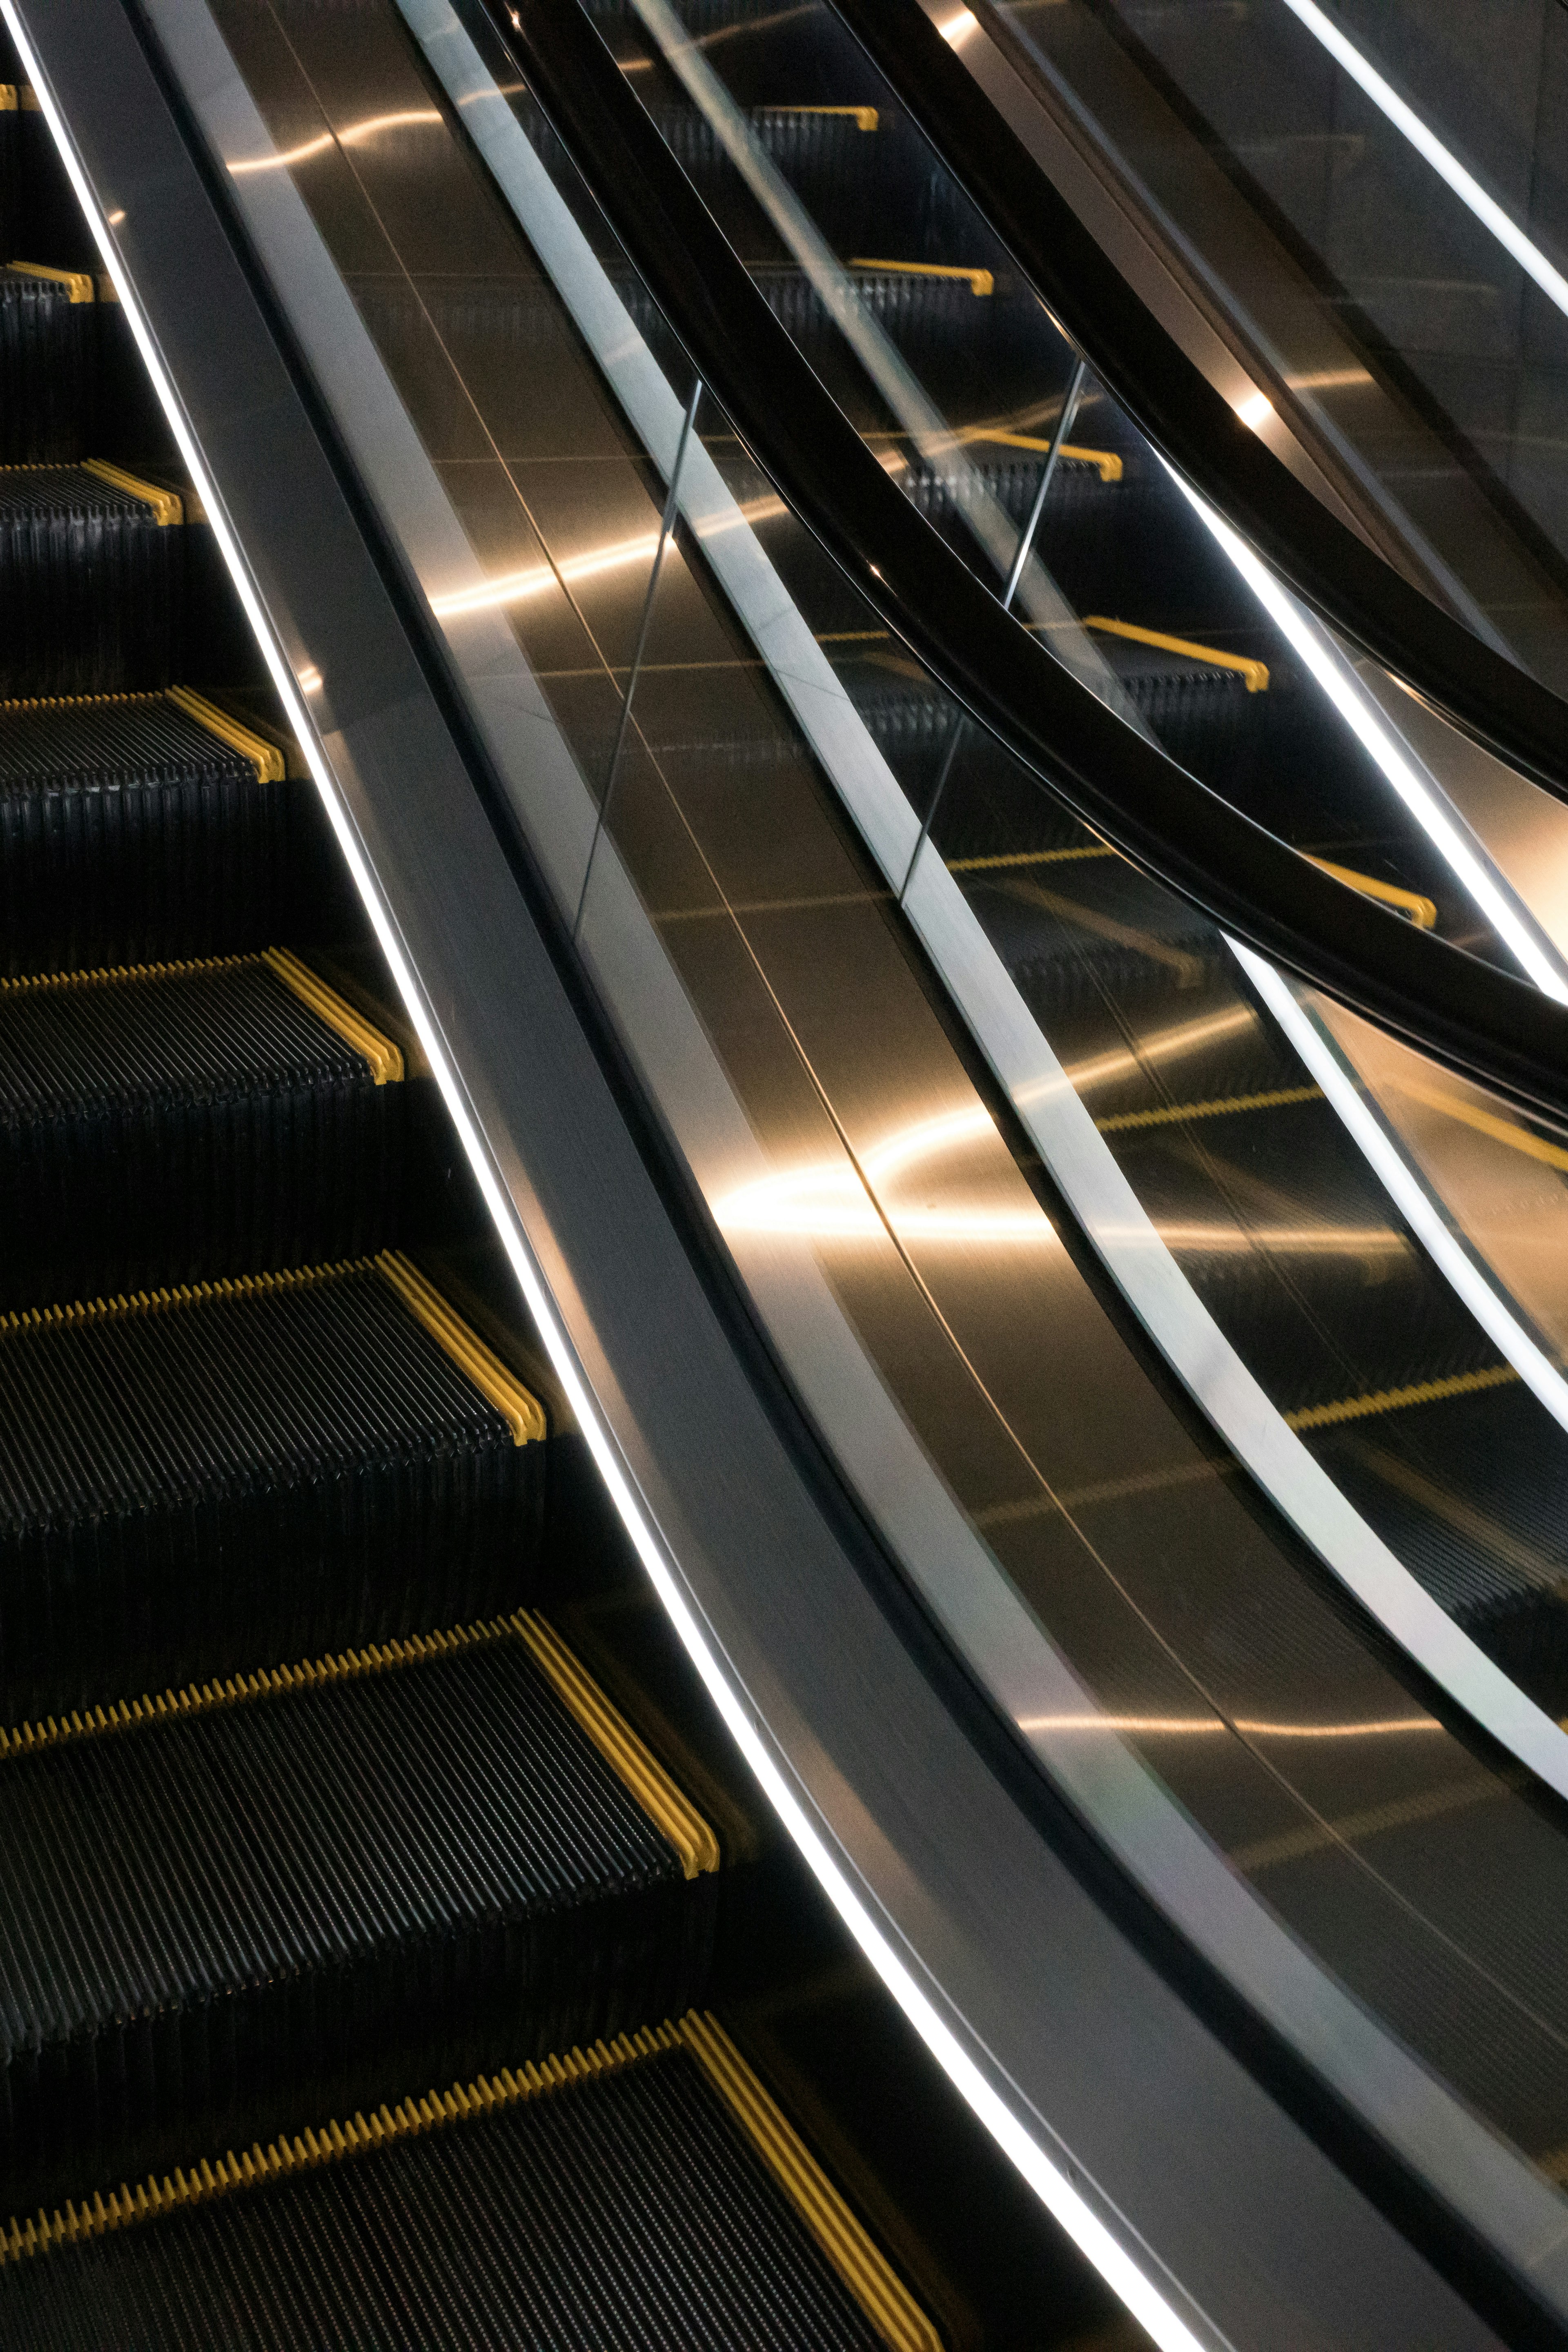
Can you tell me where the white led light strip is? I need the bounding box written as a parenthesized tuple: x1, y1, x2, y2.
(1277, 0, 1568, 323)
(0, 9, 1214, 2344)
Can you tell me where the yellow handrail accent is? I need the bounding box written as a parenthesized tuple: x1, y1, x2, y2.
(850, 256, 993, 296)
(679, 2012, 943, 2352)
(81, 457, 183, 526)
(511, 1611, 720, 1877)
(1305, 854, 1437, 928)
(262, 947, 404, 1085)
(167, 685, 287, 781)
(1082, 615, 1270, 693)
(376, 1251, 546, 1444)
(6, 260, 93, 303)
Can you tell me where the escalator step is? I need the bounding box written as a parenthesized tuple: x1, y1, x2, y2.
(0, 951, 405, 1308)
(0, 265, 94, 462)
(0, 1615, 719, 2213)
(0, 464, 184, 697)
(0, 1254, 547, 1719)
(0, 90, 18, 260)
(0, 690, 312, 975)
(0, 2016, 936, 2352)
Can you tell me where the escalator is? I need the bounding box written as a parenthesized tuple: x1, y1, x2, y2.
(10, 0, 1568, 2346)
(0, 37, 1070, 2352)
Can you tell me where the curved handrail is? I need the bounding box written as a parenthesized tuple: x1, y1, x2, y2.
(831, 0, 1568, 804)
(472, 0, 1568, 1127)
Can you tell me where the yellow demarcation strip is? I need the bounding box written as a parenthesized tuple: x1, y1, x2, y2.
(376, 1250, 547, 1444)
(0, 1257, 363, 1337)
(0, 947, 403, 1087)
(0, 953, 249, 997)
(0, 88, 15, 111)
(80, 457, 183, 526)
(18, 86, 39, 111)
(167, 685, 287, 781)
(1305, 853, 1437, 929)
(766, 102, 878, 129)
(1097, 1084, 1323, 1134)
(850, 256, 993, 297)
(0, 2011, 939, 2348)
(1285, 1361, 1520, 1432)
(970, 427, 1123, 481)
(0, 1613, 718, 1893)
(1386, 1072, 1568, 1174)
(1082, 615, 1270, 693)
(262, 947, 404, 1084)
(6, 259, 93, 303)
(948, 842, 1115, 873)
(512, 1612, 719, 1878)
(680, 2012, 942, 2352)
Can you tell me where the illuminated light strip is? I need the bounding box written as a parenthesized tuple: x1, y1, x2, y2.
(1017, 1710, 1440, 1739)
(1277, 0, 1568, 324)
(1229, 938, 1568, 1439)
(1163, 458, 1568, 1003)
(8, 13, 1211, 2347)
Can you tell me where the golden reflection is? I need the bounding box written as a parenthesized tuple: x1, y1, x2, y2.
(1017, 1710, 1437, 1738)
(430, 493, 788, 621)
(228, 107, 442, 179)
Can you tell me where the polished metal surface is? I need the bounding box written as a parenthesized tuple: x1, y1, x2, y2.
(22, 0, 1568, 2334)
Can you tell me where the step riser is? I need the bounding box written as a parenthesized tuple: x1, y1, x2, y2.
(0, 515, 183, 698)
(0, 1072, 406, 1312)
(0, 287, 94, 464)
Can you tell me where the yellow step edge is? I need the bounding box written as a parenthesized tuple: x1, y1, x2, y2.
(6, 260, 94, 303)
(0, 87, 15, 112)
(511, 1610, 719, 1878)
(0, 952, 250, 997)
(1304, 853, 1437, 929)
(376, 1251, 546, 1444)
(762, 102, 877, 129)
(0, 1257, 368, 1337)
(947, 841, 1114, 873)
(167, 686, 287, 782)
(1285, 1361, 1520, 1432)
(1082, 615, 1270, 693)
(970, 427, 1123, 481)
(0, 2022, 685, 2268)
(849, 255, 993, 297)
(1096, 1083, 1323, 1134)
(0, 689, 162, 712)
(261, 948, 404, 1085)
(80, 457, 183, 526)
(0, 2011, 941, 2352)
(678, 2012, 942, 2352)
(18, 86, 40, 112)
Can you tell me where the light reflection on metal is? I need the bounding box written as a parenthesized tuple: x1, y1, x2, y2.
(1017, 1710, 1439, 1739)
(228, 106, 441, 176)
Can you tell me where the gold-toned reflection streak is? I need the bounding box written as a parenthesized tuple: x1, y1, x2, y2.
(716, 1100, 1057, 1245)
(228, 109, 443, 177)
(428, 496, 789, 623)
(1016, 1710, 1439, 1739)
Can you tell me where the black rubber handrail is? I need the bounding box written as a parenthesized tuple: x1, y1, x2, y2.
(463, 0, 1568, 1128)
(833, 0, 1568, 804)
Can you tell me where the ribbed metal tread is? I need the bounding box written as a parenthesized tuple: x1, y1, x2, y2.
(0, 267, 93, 463)
(0, 1618, 717, 2213)
(0, 954, 404, 1307)
(0, 2019, 937, 2352)
(0, 690, 314, 974)
(0, 1258, 545, 1719)
(0, 466, 183, 698)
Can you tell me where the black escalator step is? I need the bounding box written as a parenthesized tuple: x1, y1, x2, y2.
(0, 265, 95, 462)
(0, 1254, 547, 1719)
(0, 89, 18, 261)
(0, 951, 406, 1310)
(0, 463, 185, 697)
(0, 1617, 720, 2212)
(0, 690, 314, 973)
(0, 2016, 938, 2352)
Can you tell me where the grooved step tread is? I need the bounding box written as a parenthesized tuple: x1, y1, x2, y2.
(0, 1620, 717, 2215)
(0, 2019, 937, 2352)
(0, 1259, 546, 1719)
